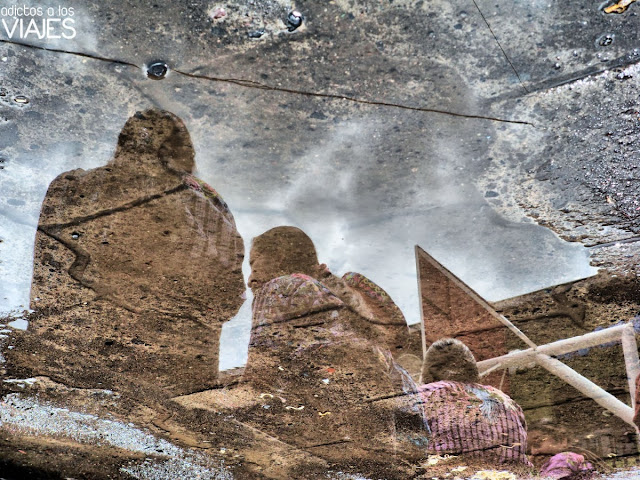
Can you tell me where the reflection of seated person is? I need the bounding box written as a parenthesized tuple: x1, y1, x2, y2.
(415, 338, 532, 466)
(239, 226, 415, 474)
(247, 226, 410, 354)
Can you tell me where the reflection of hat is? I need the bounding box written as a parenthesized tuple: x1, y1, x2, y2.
(114, 110, 195, 174)
(252, 273, 344, 327)
(421, 338, 479, 384)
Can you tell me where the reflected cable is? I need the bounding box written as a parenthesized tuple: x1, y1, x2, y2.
(0, 38, 534, 127)
(470, 0, 530, 95)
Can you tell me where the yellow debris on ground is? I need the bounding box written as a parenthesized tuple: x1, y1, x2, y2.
(604, 0, 637, 14)
(425, 454, 459, 466)
(470, 470, 517, 480)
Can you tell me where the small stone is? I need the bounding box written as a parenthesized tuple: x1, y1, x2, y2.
(310, 111, 327, 120)
(248, 29, 265, 39)
(286, 11, 303, 31)
(146, 61, 168, 80)
(599, 34, 614, 47)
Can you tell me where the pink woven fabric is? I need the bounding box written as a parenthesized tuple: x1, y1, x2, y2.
(540, 452, 594, 479)
(252, 273, 344, 327)
(415, 380, 532, 465)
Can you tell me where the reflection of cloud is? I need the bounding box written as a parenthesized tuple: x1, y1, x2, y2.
(342, 199, 597, 325)
(265, 122, 361, 218)
(266, 122, 365, 275)
(0, 105, 599, 330)
(218, 117, 597, 328)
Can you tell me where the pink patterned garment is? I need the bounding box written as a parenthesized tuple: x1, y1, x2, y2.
(540, 452, 594, 479)
(182, 173, 231, 214)
(414, 380, 532, 466)
(343, 272, 392, 304)
(252, 273, 344, 327)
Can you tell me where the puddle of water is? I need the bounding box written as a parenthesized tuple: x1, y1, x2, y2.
(222, 188, 597, 326)
(0, 1, 636, 476)
(1, 119, 598, 371)
(0, 45, 598, 329)
(7, 318, 28, 330)
(218, 289, 253, 371)
(216, 195, 596, 371)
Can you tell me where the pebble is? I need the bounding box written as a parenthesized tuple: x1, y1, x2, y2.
(286, 11, 303, 32)
(248, 29, 265, 39)
(147, 61, 169, 80)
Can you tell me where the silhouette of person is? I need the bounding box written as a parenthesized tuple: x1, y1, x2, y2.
(247, 226, 411, 354)
(414, 338, 532, 466)
(17, 110, 245, 397)
(238, 226, 418, 476)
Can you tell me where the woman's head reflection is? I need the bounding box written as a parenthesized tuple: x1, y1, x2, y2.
(248, 226, 328, 292)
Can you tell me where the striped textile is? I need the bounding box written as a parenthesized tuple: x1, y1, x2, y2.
(540, 452, 594, 478)
(414, 380, 532, 466)
(252, 273, 344, 327)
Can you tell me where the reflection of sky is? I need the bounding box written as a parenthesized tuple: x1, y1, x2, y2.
(219, 194, 597, 370)
(210, 120, 597, 370)
(1, 110, 598, 370)
(209, 119, 598, 328)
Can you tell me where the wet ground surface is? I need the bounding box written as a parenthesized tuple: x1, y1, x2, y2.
(2, 0, 640, 478)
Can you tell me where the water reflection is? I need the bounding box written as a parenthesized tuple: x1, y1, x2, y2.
(10, 110, 245, 395)
(218, 287, 252, 371)
(0, 2, 625, 469)
(0, 36, 599, 323)
(0, 104, 634, 477)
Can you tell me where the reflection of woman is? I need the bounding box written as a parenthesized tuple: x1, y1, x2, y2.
(239, 226, 415, 474)
(25, 109, 245, 397)
(247, 226, 410, 353)
(243, 226, 410, 390)
(416, 338, 532, 466)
